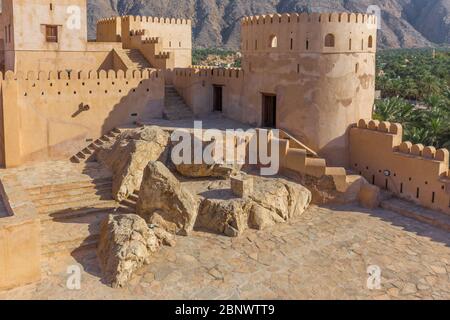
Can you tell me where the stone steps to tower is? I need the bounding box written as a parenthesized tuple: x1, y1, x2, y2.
(118, 49, 152, 69)
(27, 179, 112, 200)
(163, 85, 194, 120)
(70, 128, 124, 164)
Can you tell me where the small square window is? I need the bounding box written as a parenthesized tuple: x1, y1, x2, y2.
(46, 25, 58, 43)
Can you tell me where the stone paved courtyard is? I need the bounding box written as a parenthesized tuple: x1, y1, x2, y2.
(1, 204, 449, 300)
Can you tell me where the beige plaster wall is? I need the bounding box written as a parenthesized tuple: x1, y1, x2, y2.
(0, 173, 41, 291)
(0, 69, 164, 167)
(350, 119, 450, 214)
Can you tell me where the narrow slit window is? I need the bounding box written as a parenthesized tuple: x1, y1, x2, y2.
(368, 35, 373, 48)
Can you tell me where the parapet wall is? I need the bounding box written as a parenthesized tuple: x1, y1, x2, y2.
(350, 119, 450, 214)
(241, 12, 377, 54)
(0, 69, 165, 167)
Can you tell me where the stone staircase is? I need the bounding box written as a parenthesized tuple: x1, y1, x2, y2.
(70, 128, 124, 164)
(115, 48, 152, 69)
(25, 163, 136, 262)
(163, 85, 194, 120)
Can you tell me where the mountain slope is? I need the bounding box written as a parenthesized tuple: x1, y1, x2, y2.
(87, 0, 450, 49)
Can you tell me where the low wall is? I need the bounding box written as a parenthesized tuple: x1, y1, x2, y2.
(350, 119, 450, 214)
(0, 69, 165, 167)
(0, 173, 41, 290)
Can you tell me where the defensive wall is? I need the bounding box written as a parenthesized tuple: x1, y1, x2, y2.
(97, 15, 193, 69)
(0, 69, 165, 168)
(350, 119, 450, 214)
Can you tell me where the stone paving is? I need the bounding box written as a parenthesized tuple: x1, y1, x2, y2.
(1, 204, 450, 300)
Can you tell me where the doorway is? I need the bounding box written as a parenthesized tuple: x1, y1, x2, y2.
(262, 94, 277, 128)
(213, 85, 223, 112)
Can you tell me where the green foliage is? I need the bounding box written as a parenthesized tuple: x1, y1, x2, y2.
(375, 48, 450, 149)
(192, 48, 241, 67)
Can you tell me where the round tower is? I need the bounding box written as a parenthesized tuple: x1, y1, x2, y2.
(240, 12, 377, 167)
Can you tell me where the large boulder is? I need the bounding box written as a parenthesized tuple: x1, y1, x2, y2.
(137, 161, 199, 236)
(97, 214, 162, 288)
(197, 176, 312, 237)
(96, 126, 170, 201)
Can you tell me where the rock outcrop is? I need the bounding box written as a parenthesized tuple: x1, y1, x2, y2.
(96, 126, 170, 201)
(137, 161, 199, 236)
(197, 177, 312, 237)
(97, 214, 162, 288)
(175, 163, 240, 179)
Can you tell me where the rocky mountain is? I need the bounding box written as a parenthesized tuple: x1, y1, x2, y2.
(88, 0, 450, 49)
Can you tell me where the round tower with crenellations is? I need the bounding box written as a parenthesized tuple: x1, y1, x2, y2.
(239, 12, 377, 167)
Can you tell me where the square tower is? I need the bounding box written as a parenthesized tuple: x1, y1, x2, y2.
(0, 0, 89, 72)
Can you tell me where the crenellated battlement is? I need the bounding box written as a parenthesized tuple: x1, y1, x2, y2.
(356, 119, 449, 165)
(142, 37, 161, 44)
(122, 15, 191, 25)
(97, 17, 121, 25)
(240, 12, 377, 54)
(0, 69, 161, 81)
(174, 67, 244, 79)
(130, 29, 147, 36)
(350, 119, 450, 214)
(241, 12, 376, 26)
(155, 52, 171, 60)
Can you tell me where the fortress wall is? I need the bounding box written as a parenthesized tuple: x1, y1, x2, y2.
(172, 67, 245, 119)
(0, 69, 164, 167)
(96, 17, 122, 42)
(121, 16, 192, 68)
(350, 120, 450, 214)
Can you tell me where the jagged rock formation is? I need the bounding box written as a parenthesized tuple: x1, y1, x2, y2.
(87, 0, 450, 48)
(97, 214, 162, 288)
(137, 161, 200, 236)
(96, 126, 170, 202)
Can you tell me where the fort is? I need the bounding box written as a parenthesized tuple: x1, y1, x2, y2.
(0, 0, 449, 296)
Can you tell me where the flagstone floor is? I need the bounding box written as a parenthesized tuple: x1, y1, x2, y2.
(1, 204, 449, 300)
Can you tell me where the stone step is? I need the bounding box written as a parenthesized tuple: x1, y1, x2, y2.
(33, 186, 112, 207)
(381, 198, 450, 232)
(27, 177, 112, 195)
(37, 195, 114, 215)
(41, 211, 110, 256)
(39, 201, 121, 222)
(120, 199, 137, 210)
(28, 181, 112, 201)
